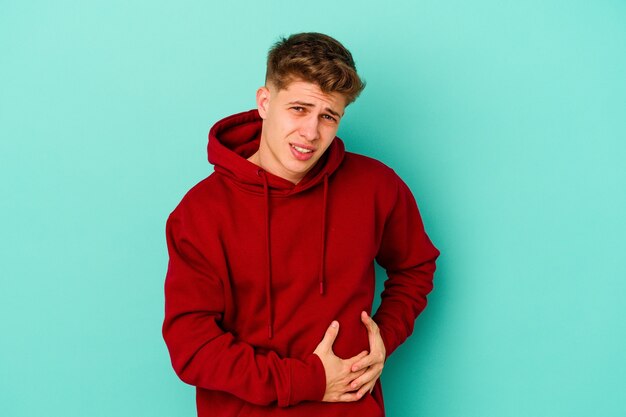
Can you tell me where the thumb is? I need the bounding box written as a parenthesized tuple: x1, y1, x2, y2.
(361, 311, 373, 331)
(315, 320, 339, 354)
(361, 311, 380, 348)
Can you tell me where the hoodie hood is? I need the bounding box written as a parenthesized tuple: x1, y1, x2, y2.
(208, 109, 345, 195)
(207, 109, 345, 338)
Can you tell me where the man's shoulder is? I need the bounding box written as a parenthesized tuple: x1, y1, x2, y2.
(341, 151, 399, 180)
(169, 172, 225, 215)
(334, 152, 407, 205)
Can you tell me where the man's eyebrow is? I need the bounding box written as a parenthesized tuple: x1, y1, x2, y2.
(325, 107, 342, 118)
(287, 101, 342, 118)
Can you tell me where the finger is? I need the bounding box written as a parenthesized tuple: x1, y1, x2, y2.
(356, 380, 376, 399)
(352, 345, 386, 372)
(349, 351, 371, 372)
(354, 346, 386, 371)
(343, 368, 367, 391)
(336, 391, 361, 402)
(316, 321, 339, 353)
(351, 353, 375, 372)
(360, 312, 381, 350)
(350, 366, 380, 390)
(360, 311, 377, 331)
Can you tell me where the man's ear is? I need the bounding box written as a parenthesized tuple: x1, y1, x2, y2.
(256, 86, 270, 119)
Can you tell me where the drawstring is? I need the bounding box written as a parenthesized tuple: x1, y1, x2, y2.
(258, 169, 273, 339)
(319, 173, 329, 295)
(257, 169, 330, 338)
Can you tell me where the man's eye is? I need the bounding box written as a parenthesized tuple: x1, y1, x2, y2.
(291, 106, 304, 112)
(322, 114, 336, 122)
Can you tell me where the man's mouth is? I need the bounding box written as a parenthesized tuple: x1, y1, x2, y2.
(291, 144, 314, 154)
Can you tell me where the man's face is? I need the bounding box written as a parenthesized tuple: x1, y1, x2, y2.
(255, 80, 346, 184)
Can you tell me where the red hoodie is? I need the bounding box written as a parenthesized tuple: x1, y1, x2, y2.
(163, 109, 439, 416)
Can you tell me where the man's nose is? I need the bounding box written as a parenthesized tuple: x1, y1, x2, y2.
(298, 115, 320, 141)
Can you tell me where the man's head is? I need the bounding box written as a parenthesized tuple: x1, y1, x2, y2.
(265, 32, 365, 106)
(251, 33, 364, 184)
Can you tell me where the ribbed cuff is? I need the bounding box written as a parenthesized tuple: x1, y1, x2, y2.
(284, 353, 326, 406)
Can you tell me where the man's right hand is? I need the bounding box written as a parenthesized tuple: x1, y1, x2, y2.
(313, 321, 369, 402)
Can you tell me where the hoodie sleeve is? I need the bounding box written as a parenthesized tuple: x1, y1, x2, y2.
(162, 208, 326, 407)
(373, 174, 440, 357)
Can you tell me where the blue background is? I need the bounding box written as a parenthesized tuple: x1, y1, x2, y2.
(1, 1, 624, 416)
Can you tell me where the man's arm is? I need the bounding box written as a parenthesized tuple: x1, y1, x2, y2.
(346, 173, 439, 397)
(162, 210, 369, 407)
(370, 173, 440, 356)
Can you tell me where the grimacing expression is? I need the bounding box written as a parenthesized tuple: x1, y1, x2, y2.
(256, 80, 346, 184)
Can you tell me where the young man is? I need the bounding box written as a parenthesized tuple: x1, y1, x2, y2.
(163, 32, 439, 416)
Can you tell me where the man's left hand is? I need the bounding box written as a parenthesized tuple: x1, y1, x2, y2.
(349, 311, 386, 398)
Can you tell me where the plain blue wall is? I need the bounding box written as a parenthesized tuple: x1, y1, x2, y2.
(1, 1, 624, 416)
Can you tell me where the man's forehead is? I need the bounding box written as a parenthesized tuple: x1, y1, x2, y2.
(287, 100, 342, 118)
(273, 80, 346, 113)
